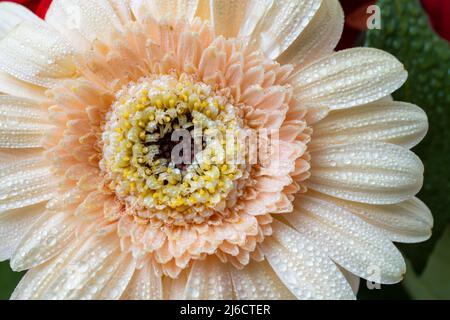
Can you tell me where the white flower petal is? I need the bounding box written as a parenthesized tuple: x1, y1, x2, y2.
(0, 148, 42, 166)
(131, 0, 199, 22)
(184, 256, 234, 300)
(46, 0, 126, 51)
(96, 256, 136, 300)
(11, 259, 61, 300)
(260, 220, 355, 299)
(0, 21, 76, 88)
(230, 260, 294, 300)
(40, 234, 126, 300)
(0, 2, 41, 40)
(10, 211, 78, 271)
(339, 267, 360, 295)
(308, 141, 424, 205)
(195, 0, 211, 20)
(0, 72, 47, 101)
(287, 193, 407, 284)
(121, 262, 163, 300)
(312, 100, 428, 150)
(326, 196, 433, 243)
(164, 269, 189, 299)
(291, 48, 407, 111)
(248, 0, 322, 59)
(10, 228, 90, 299)
(209, 0, 271, 39)
(0, 156, 58, 212)
(0, 95, 51, 148)
(0, 203, 45, 262)
(106, 0, 133, 24)
(11, 234, 135, 300)
(279, 0, 344, 68)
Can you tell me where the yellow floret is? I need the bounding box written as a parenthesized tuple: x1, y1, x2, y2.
(104, 76, 245, 212)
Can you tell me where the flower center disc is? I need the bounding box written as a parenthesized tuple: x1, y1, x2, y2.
(101, 75, 246, 219)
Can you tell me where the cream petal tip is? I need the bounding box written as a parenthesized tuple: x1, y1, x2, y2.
(308, 141, 424, 205)
(292, 48, 408, 111)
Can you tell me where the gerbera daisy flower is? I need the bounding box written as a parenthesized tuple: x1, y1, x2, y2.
(0, 0, 432, 300)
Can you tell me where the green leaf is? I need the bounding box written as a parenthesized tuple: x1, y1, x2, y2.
(0, 262, 24, 300)
(365, 0, 450, 271)
(404, 226, 450, 299)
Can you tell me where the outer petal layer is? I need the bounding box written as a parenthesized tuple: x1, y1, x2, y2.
(248, 0, 322, 59)
(121, 263, 163, 300)
(0, 95, 50, 148)
(279, 0, 344, 68)
(11, 232, 132, 300)
(0, 2, 41, 40)
(184, 256, 234, 300)
(288, 193, 407, 284)
(209, 0, 270, 39)
(324, 196, 433, 243)
(0, 1, 431, 301)
(291, 48, 407, 112)
(10, 210, 78, 271)
(261, 221, 355, 299)
(308, 142, 424, 205)
(46, 0, 126, 51)
(0, 72, 47, 101)
(230, 260, 294, 300)
(311, 100, 428, 150)
(0, 203, 45, 261)
(0, 155, 57, 212)
(0, 21, 76, 88)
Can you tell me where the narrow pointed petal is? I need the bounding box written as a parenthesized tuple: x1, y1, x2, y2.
(308, 142, 424, 205)
(260, 220, 355, 299)
(312, 101, 428, 150)
(287, 193, 407, 284)
(106, 0, 133, 24)
(279, 0, 344, 68)
(195, 0, 211, 20)
(291, 48, 407, 111)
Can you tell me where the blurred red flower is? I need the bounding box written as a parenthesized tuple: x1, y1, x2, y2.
(421, 0, 450, 43)
(2, 0, 448, 45)
(2, 0, 51, 19)
(338, 0, 450, 49)
(337, 0, 377, 50)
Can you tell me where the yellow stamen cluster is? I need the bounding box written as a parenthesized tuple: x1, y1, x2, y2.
(101, 75, 245, 214)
